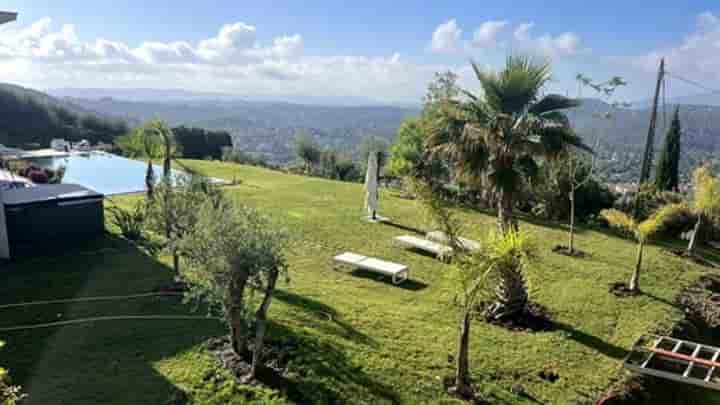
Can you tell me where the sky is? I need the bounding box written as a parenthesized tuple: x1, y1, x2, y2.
(1, 0, 720, 105)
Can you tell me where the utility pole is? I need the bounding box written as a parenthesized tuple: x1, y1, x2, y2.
(634, 58, 664, 218)
(639, 58, 665, 185)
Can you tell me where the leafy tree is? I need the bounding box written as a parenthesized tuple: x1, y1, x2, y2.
(1, 342, 25, 405)
(602, 204, 685, 293)
(179, 198, 288, 381)
(424, 70, 461, 110)
(655, 107, 682, 192)
(388, 117, 426, 179)
(428, 56, 588, 233)
(147, 175, 222, 276)
(295, 132, 321, 173)
(173, 126, 232, 159)
(686, 166, 720, 255)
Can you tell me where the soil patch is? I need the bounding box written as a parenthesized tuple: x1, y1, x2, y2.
(479, 302, 554, 332)
(205, 337, 301, 400)
(552, 245, 589, 258)
(609, 282, 640, 298)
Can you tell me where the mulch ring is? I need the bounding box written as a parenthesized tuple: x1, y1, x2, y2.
(609, 282, 641, 298)
(478, 302, 555, 332)
(205, 337, 298, 388)
(552, 245, 590, 258)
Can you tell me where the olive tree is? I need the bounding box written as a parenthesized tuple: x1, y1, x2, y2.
(147, 175, 222, 276)
(179, 198, 289, 381)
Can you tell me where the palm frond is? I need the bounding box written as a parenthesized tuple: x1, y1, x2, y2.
(601, 209, 637, 237)
(529, 94, 581, 115)
(638, 203, 688, 241)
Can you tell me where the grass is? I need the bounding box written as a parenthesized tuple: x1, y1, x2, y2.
(2, 159, 719, 404)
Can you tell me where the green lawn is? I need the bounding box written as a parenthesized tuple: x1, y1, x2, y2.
(2, 159, 719, 404)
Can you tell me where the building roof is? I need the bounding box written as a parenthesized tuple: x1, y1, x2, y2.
(0, 12, 17, 25)
(2, 184, 103, 206)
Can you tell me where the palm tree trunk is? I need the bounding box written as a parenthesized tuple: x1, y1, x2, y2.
(687, 216, 702, 256)
(249, 267, 280, 379)
(630, 242, 644, 292)
(454, 310, 472, 396)
(497, 188, 517, 234)
(568, 190, 576, 254)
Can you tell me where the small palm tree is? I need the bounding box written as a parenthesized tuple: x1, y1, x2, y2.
(449, 230, 536, 396)
(602, 204, 685, 293)
(686, 166, 720, 255)
(428, 55, 589, 234)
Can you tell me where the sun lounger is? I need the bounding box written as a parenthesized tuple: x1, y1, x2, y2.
(393, 235, 452, 260)
(426, 231, 481, 252)
(333, 252, 409, 285)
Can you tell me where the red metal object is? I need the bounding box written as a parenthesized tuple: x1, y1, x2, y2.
(649, 347, 720, 369)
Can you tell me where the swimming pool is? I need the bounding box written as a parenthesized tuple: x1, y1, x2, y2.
(26, 152, 186, 196)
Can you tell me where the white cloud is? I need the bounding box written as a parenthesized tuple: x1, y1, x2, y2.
(472, 20, 508, 48)
(0, 17, 462, 103)
(512, 22, 583, 57)
(513, 22, 534, 41)
(632, 11, 720, 84)
(430, 19, 462, 53)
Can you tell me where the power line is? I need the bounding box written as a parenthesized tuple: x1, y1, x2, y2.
(665, 72, 720, 96)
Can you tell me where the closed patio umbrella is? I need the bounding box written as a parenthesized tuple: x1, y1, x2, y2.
(364, 151, 379, 221)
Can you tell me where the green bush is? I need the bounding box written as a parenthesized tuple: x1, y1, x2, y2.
(108, 201, 147, 242)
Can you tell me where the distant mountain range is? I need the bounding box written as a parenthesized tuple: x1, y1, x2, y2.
(47, 88, 415, 108)
(6, 85, 720, 180)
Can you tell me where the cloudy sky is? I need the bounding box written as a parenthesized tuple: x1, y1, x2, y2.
(1, 0, 720, 105)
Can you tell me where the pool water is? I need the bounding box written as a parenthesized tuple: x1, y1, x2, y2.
(27, 152, 183, 196)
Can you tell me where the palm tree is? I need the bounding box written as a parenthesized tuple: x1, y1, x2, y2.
(450, 230, 536, 396)
(686, 166, 720, 256)
(428, 56, 589, 233)
(602, 204, 685, 293)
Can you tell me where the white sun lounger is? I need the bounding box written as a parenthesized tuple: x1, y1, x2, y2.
(333, 252, 409, 285)
(393, 235, 452, 260)
(426, 231, 481, 252)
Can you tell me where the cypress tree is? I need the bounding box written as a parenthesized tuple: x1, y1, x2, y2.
(655, 107, 682, 192)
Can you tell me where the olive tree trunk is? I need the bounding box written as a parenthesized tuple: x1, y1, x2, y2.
(227, 271, 250, 359)
(629, 241, 644, 292)
(454, 310, 473, 397)
(250, 267, 280, 379)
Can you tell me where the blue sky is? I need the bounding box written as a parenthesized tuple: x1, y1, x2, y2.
(2, 0, 720, 104)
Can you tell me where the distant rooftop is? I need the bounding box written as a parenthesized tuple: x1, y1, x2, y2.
(0, 11, 17, 25)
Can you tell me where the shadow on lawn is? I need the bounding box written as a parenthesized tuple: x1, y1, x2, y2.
(349, 268, 428, 291)
(1, 234, 224, 405)
(275, 289, 377, 347)
(269, 321, 401, 404)
(380, 220, 426, 236)
(555, 322, 629, 360)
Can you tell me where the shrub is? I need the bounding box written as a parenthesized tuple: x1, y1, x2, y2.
(108, 201, 147, 242)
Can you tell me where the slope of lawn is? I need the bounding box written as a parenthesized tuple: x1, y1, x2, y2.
(2, 159, 719, 404)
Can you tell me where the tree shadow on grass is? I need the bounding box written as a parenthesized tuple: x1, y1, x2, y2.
(555, 322, 629, 360)
(380, 220, 426, 236)
(268, 321, 401, 404)
(1, 234, 225, 405)
(274, 289, 377, 347)
(348, 268, 428, 291)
